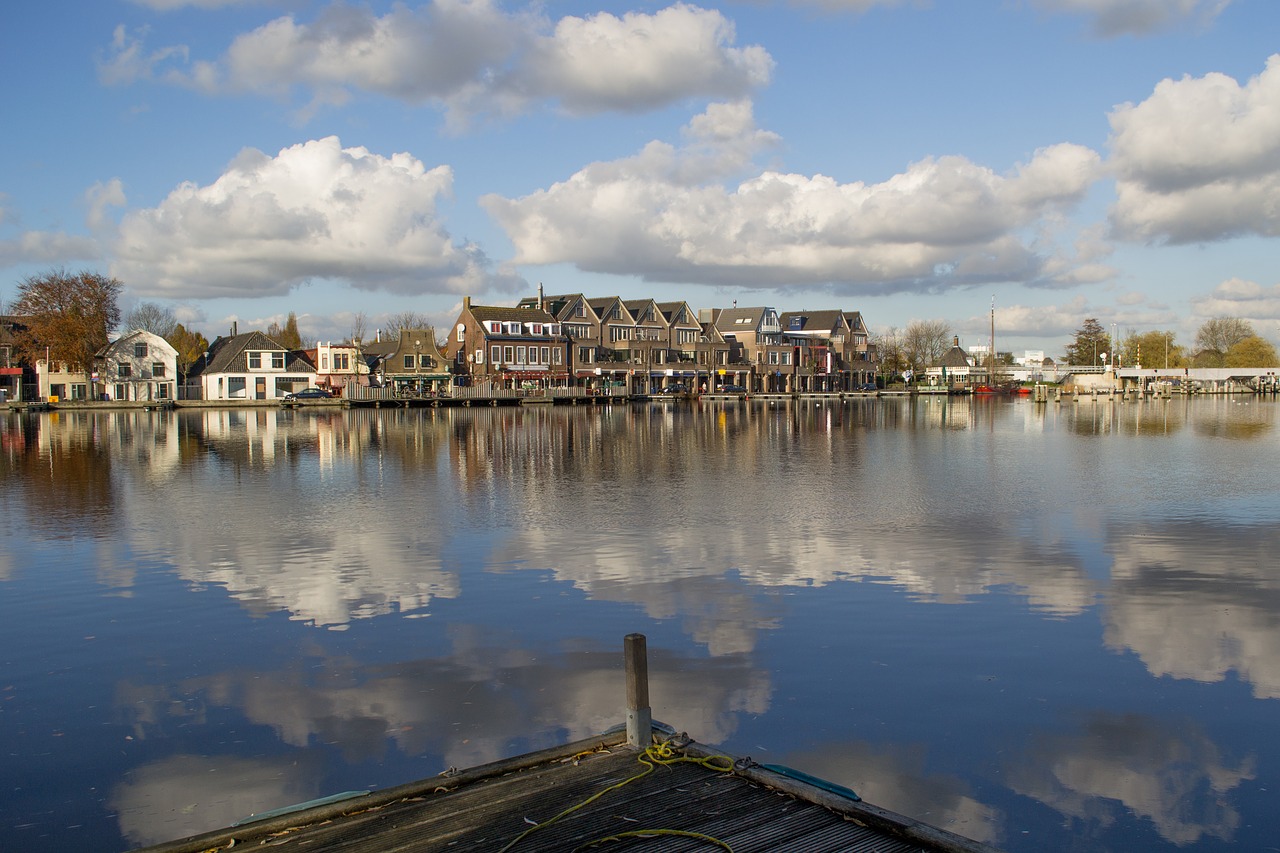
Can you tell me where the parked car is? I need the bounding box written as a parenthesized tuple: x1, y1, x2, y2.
(859, 383, 878, 392)
(721, 384, 747, 393)
(660, 384, 689, 395)
(283, 387, 333, 402)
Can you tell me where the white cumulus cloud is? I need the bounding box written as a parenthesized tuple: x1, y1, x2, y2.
(482, 102, 1103, 293)
(1108, 55, 1280, 243)
(105, 1, 773, 124)
(112, 136, 517, 299)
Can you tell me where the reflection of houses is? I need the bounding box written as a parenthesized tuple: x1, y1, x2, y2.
(188, 332, 316, 400)
(381, 329, 451, 395)
(444, 297, 568, 390)
(95, 330, 178, 402)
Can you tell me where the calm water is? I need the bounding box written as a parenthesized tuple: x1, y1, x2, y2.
(2, 397, 1278, 852)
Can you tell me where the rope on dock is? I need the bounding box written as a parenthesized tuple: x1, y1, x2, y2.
(498, 735, 735, 853)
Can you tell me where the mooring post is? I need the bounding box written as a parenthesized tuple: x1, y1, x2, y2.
(624, 633, 652, 748)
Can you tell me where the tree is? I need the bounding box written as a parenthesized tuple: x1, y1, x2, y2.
(169, 323, 209, 382)
(1224, 336, 1279, 368)
(1125, 330, 1186, 369)
(902, 319, 952, 372)
(1064, 318, 1111, 366)
(123, 302, 177, 338)
(11, 268, 122, 372)
(387, 311, 429, 335)
(872, 326, 905, 378)
(267, 311, 305, 349)
(1194, 317, 1254, 367)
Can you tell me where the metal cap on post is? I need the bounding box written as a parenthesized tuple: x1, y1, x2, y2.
(624, 633, 651, 748)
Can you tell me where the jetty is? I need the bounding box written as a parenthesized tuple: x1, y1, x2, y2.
(139, 635, 1000, 853)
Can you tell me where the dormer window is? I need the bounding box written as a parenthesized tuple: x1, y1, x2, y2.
(489, 322, 501, 334)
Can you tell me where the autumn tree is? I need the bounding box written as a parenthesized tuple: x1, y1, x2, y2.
(1193, 317, 1254, 367)
(902, 319, 953, 372)
(1224, 336, 1279, 368)
(122, 302, 177, 338)
(267, 311, 305, 349)
(11, 268, 122, 371)
(1064, 318, 1111, 366)
(168, 324, 210, 382)
(1124, 330, 1186, 369)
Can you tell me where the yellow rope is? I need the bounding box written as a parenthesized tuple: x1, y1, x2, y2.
(498, 737, 735, 852)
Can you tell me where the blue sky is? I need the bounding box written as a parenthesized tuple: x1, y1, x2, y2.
(2, 0, 1278, 358)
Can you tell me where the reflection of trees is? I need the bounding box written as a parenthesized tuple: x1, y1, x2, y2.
(3, 413, 115, 538)
(1104, 519, 1280, 697)
(783, 742, 1001, 845)
(1007, 712, 1255, 845)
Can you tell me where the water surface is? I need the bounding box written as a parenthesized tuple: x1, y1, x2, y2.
(1, 396, 1277, 851)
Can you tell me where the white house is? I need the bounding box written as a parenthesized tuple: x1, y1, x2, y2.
(95, 330, 179, 402)
(189, 331, 316, 401)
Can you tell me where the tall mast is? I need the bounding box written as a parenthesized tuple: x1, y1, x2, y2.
(989, 296, 995, 385)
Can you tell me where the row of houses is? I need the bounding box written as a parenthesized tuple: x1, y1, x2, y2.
(1, 291, 881, 403)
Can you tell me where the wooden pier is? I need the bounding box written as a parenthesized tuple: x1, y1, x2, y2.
(139, 635, 1000, 853)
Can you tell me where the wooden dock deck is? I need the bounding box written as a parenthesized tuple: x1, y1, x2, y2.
(139, 729, 999, 853)
(139, 636, 1001, 853)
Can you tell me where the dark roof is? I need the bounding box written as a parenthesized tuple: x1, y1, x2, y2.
(779, 310, 845, 335)
(191, 331, 313, 377)
(939, 345, 971, 368)
(468, 305, 558, 325)
(713, 307, 769, 333)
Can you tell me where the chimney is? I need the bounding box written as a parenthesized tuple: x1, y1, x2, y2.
(953, 335, 960, 347)
(538, 282, 544, 310)
(463, 296, 471, 313)
(232, 321, 238, 336)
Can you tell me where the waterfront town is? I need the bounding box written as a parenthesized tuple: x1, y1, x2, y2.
(5, 283, 1279, 408)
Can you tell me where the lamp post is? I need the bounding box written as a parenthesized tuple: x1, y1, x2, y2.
(1112, 323, 1119, 369)
(414, 339, 421, 396)
(1164, 332, 1170, 369)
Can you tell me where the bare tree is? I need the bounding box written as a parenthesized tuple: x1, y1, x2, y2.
(387, 311, 429, 335)
(349, 312, 368, 346)
(872, 326, 905, 377)
(902, 319, 953, 371)
(1194, 317, 1254, 367)
(122, 302, 177, 338)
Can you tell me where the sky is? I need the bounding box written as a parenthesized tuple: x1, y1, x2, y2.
(1, 0, 1278, 358)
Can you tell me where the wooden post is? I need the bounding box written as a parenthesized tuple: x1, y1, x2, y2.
(624, 633, 651, 748)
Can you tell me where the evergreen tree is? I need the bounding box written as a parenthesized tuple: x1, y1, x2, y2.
(1064, 318, 1111, 366)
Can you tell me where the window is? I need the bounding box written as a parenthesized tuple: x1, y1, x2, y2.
(321, 354, 329, 369)
(553, 348, 562, 365)
(457, 324, 465, 342)
(71, 384, 86, 400)
(516, 346, 526, 364)
(475, 348, 485, 365)
(540, 346, 550, 364)
(152, 363, 166, 378)
(248, 352, 262, 369)
(504, 346, 514, 362)
(155, 383, 170, 399)
(228, 376, 246, 397)
(404, 355, 414, 369)
(531, 323, 542, 335)
(271, 353, 285, 369)
(114, 383, 127, 400)
(575, 302, 585, 317)
(491, 345, 501, 364)
(548, 324, 560, 336)
(334, 353, 348, 370)
(419, 355, 433, 368)
(489, 322, 501, 333)
(578, 346, 593, 364)
(118, 363, 132, 378)
(134, 342, 148, 358)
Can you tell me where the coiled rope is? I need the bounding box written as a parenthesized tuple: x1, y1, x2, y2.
(498, 737, 736, 852)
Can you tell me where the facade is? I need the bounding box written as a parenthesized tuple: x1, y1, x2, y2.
(309, 341, 368, 394)
(189, 331, 316, 400)
(0, 316, 27, 402)
(95, 330, 179, 402)
(444, 297, 569, 389)
(381, 329, 451, 395)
